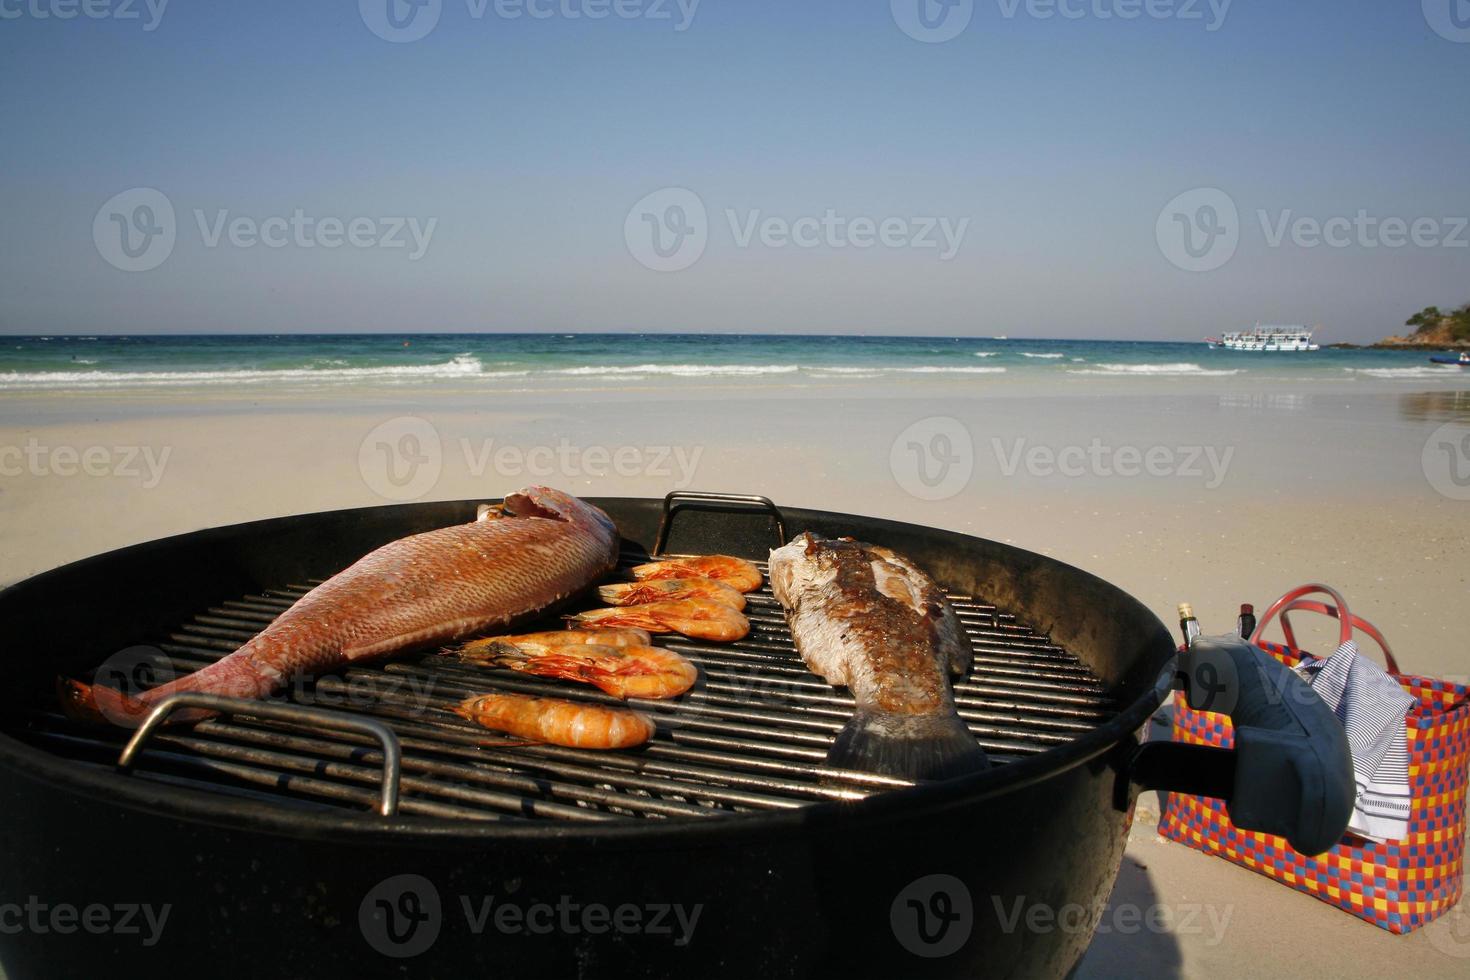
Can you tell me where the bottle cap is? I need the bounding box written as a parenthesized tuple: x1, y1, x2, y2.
(1177, 602, 1194, 618)
(1240, 603, 1254, 614)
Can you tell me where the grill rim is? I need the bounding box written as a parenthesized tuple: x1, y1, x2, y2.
(0, 497, 1176, 846)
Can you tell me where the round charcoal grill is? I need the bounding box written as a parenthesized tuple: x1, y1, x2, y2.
(0, 493, 1353, 979)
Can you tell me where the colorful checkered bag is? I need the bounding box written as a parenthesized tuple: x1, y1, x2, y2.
(1158, 584, 1470, 934)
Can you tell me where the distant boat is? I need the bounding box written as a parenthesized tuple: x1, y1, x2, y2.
(1429, 352, 1469, 366)
(992, 335, 1008, 341)
(1206, 324, 1319, 352)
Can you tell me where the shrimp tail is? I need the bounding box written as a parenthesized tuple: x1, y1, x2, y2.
(458, 640, 540, 664)
(597, 583, 659, 606)
(567, 609, 661, 631)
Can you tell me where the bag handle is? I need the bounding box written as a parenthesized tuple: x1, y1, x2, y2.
(1276, 599, 1401, 675)
(1250, 584, 1353, 650)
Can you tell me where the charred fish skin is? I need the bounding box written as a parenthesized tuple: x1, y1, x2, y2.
(60, 487, 621, 727)
(769, 532, 989, 781)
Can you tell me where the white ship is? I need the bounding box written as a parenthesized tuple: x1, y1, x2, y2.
(1205, 324, 1320, 352)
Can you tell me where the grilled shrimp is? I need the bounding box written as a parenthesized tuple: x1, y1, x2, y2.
(459, 628, 653, 660)
(570, 598, 750, 643)
(598, 578, 746, 612)
(454, 693, 655, 749)
(466, 643, 697, 699)
(630, 555, 763, 594)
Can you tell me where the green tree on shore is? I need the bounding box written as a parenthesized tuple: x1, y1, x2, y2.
(1406, 304, 1470, 342)
(1406, 306, 1442, 329)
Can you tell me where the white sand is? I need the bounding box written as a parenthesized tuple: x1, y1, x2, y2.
(4, 383, 1467, 680)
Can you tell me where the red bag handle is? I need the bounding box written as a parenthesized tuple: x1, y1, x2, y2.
(1275, 599, 1400, 674)
(1250, 584, 1354, 649)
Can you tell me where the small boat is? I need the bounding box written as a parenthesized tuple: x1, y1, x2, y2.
(1207, 324, 1319, 352)
(1429, 352, 1470, 366)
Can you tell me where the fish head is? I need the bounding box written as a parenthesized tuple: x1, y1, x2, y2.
(769, 532, 822, 603)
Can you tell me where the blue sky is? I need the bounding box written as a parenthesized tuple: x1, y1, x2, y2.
(1, 0, 1467, 341)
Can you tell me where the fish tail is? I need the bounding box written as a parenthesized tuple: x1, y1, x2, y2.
(56, 645, 281, 728)
(56, 678, 152, 727)
(827, 709, 990, 781)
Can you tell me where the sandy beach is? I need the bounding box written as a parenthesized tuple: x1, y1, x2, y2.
(5, 374, 1468, 680)
(3, 367, 1468, 976)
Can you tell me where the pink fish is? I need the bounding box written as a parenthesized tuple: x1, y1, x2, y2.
(61, 487, 619, 726)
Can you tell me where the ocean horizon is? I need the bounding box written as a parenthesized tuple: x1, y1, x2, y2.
(3, 333, 1465, 393)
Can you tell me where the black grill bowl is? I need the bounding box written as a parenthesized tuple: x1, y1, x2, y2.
(0, 497, 1176, 979)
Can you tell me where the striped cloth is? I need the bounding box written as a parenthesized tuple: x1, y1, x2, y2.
(1294, 640, 1416, 841)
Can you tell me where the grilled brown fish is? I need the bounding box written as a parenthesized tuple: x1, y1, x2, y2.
(60, 486, 620, 726)
(768, 532, 988, 780)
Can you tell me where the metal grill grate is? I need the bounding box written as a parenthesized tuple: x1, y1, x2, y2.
(9, 552, 1117, 823)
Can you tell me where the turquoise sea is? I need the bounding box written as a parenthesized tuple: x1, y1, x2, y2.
(1, 334, 1465, 391)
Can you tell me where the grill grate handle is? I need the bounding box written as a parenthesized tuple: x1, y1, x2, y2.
(652, 491, 788, 556)
(116, 694, 403, 816)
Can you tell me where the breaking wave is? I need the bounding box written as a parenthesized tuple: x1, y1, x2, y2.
(1067, 362, 1243, 377)
(0, 354, 492, 390)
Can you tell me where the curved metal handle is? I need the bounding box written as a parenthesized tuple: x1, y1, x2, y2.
(1131, 635, 1355, 855)
(652, 491, 787, 556)
(116, 693, 403, 816)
